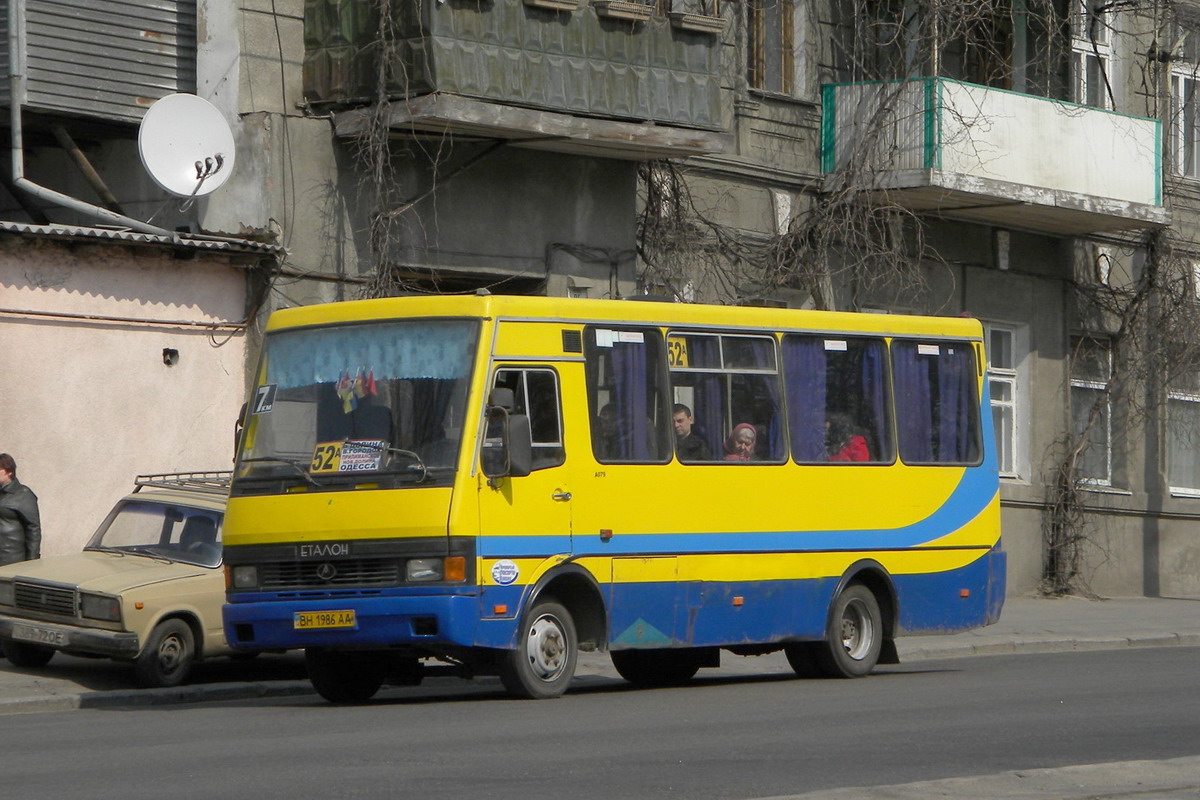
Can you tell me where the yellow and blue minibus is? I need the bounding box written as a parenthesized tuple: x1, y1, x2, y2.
(222, 295, 1005, 702)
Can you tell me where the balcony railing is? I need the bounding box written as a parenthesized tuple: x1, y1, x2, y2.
(821, 78, 1168, 234)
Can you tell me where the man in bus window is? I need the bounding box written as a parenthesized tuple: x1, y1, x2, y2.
(672, 404, 712, 462)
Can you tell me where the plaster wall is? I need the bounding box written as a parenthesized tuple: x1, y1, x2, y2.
(0, 239, 248, 555)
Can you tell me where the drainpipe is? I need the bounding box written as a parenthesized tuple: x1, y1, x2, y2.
(8, 0, 174, 237)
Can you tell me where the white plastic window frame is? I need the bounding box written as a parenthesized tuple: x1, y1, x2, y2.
(1167, 388, 1200, 496)
(1171, 64, 1200, 179)
(1069, 343, 1113, 487)
(1071, 0, 1113, 109)
(984, 324, 1019, 479)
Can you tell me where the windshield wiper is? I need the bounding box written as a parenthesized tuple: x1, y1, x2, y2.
(121, 545, 174, 564)
(239, 456, 323, 487)
(84, 545, 126, 557)
(347, 442, 428, 482)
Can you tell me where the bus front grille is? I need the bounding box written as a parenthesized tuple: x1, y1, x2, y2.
(259, 559, 401, 590)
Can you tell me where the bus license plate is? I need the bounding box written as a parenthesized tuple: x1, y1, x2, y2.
(11, 622, 67, 647)
(293, 610, 357, 630)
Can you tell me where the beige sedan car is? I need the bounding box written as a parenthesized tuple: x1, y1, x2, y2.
(0, 472, 236, 687)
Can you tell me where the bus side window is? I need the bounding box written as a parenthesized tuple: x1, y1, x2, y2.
(492, 368, 565, 470)
(892, 341, 982, 465)
(783, 335, 893, 465)
(584, 327, 672, 463)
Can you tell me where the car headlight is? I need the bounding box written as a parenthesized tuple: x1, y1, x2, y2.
(80, 592, 122, 622)
(231, 565, 259, 589)
(0, 579, 13, 607)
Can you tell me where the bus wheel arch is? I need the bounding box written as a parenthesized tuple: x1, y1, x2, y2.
(498, 566, 606, 700)
(808, 562, 897, 679)
(527, 565, 607, 654)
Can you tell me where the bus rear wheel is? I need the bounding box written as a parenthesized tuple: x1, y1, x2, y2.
(306, 649, 388, 703)
(815, 584, 882, 678)
(611, 648, 702, 687)
(500, 600, 577, 699)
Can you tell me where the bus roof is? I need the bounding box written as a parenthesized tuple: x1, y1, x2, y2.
(264, 295, 984, 339)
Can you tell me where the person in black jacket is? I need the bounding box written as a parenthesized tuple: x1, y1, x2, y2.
(673, 404, 712, 462)
(0, 453, 41, 566)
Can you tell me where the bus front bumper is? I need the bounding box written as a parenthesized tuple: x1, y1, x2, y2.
(222, 593, 493, 651)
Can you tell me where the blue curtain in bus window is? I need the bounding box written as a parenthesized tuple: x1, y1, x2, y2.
(690, 337, 724, 458)
(782, 337, 827, 462)
(893, 341, 977, 464)
(937, 345, 976, 462)
(861, 342, 889, 460)
(893, 343, 935, 463)
(748, 338, 784, 459)
(613, 341, 652, 460)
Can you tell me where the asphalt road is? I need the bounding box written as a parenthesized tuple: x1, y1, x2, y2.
(3, 647, 1199, 800)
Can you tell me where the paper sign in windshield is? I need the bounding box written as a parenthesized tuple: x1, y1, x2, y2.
(311, 440, 387, 473)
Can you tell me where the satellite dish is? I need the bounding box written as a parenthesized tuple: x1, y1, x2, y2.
(138, 94, 236, 198)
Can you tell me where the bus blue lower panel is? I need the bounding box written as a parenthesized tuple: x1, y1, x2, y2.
(223, 593, 487, 651)
(602, 549, 1006, 649)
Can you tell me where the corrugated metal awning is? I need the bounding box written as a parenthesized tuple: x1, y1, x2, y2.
(0, 220, 283, 258)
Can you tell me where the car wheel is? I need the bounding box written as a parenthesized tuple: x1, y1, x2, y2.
(134, 619, 195, 688)
(499, 600, 577, 699)
(2, 639, 56, 668)
(305, 648, 388, 703)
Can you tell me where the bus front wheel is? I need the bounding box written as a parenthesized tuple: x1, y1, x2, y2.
(816, 584, 883, 678)
(500, 600, 577, 699)
(306, 648, 388, 703)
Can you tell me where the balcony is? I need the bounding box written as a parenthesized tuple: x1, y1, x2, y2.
(821, 78, 1168, 235)
(306, 0, 731, 160)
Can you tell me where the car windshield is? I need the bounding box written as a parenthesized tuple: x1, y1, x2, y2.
(85, 500, 223, 568)
(236, 319, 478, 488)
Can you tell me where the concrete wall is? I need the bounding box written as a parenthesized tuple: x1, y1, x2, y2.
(0, 236, 249, 555)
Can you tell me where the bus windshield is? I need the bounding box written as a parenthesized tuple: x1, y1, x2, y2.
(237, 319, 479, 487)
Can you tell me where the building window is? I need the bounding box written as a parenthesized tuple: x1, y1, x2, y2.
(748, 0, 794, 94)
(1172, 34, 1200, 178)
(1071, 0, 1111, 108)
(1070, 337, 1112, 485)
(1168, 383, 1200, 495)
(985, 325, 1019, 477)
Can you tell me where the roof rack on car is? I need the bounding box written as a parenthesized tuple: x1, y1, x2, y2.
(133, 471, 233, 493)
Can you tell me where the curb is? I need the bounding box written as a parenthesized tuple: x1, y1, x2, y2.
(0, 679, 314, 715)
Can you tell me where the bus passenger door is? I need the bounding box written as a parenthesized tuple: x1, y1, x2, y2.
(477, 366, 574, 563)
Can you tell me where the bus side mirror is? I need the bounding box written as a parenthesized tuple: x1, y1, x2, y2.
(481, 389, 533, 482)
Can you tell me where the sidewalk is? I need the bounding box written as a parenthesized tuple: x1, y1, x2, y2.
(2, 594, 1199, 716)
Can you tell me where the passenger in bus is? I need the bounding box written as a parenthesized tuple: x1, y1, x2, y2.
(724, 423, 757, 461)
(826, 413, 870, 462)
(594, 404, 621, 459)
(673, 403, 712, 462)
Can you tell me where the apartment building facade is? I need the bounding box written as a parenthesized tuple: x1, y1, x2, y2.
(1, 0, 1198, 598)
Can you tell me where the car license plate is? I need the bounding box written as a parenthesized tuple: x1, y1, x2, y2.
(11, 622, 67, 647)
(293, 610, 356, 630)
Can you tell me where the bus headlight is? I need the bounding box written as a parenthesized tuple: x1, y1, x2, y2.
(231, 565, 260, 589)
(80, 593, 122, 622)
(406, 558, 443, 582)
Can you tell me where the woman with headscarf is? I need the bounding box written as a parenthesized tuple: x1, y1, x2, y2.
(724, 423, 757, 461)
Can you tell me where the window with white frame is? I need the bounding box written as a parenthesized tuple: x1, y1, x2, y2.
(1172, 32, 1200, 178)
(1070, 337, 1112, 485)
(985, 324, 1019, 477)
(1168, 380, 1200, 494)
(1071, 0, 1112, 109)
